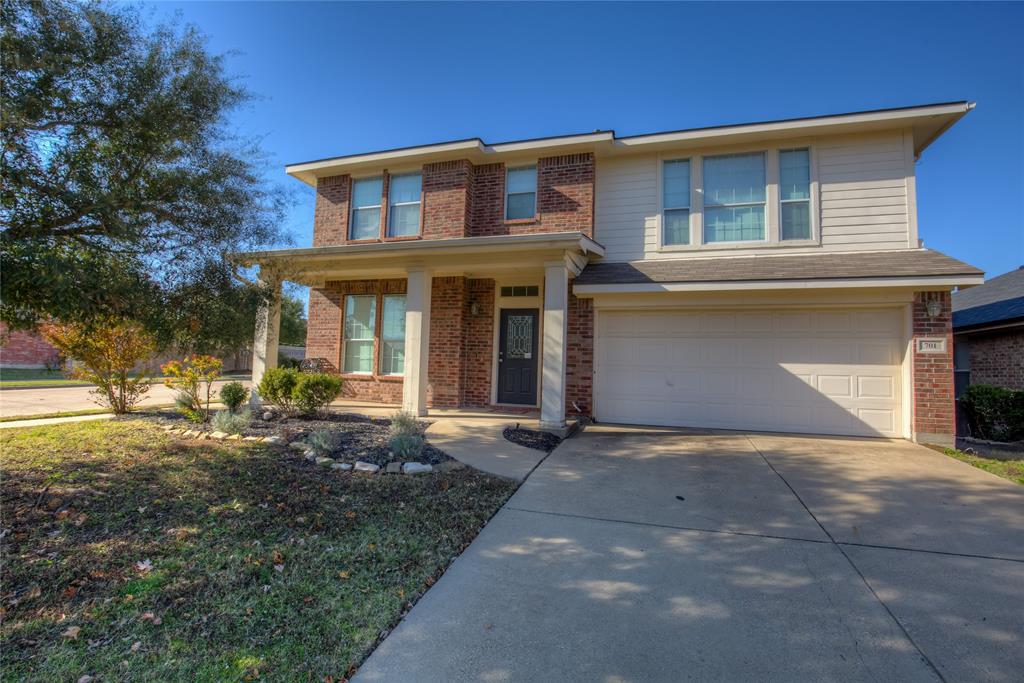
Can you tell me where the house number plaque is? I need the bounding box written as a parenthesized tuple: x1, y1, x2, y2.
(915, 338, 947, 354)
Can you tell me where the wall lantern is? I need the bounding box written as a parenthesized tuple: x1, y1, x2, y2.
(470, 303, 481, 316)
(925, 299, 943, 318)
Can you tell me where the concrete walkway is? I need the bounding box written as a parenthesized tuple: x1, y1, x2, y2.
(356, 426, 1024, 682)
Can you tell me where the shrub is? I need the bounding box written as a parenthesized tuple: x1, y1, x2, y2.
(256, 367, 300, 413)
(389, 411, 421, 439)
(308, 429, 341, 456)
(277, 352, 301, 369)
(960, 384, 1024, 442)
(211, 408, 252, 435)
(219, 381, 249, 413)
(389, 433, 424, 460)
(40, 320, 156, 414)
(162, 355, 222, 422)
(294, 373, 343, 416)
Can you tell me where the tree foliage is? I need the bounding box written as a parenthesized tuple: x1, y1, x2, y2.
(1, 0, 287, 332)
(40, 319, 156, 413)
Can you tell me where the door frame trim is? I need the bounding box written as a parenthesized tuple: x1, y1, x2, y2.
(490, 280, 543, 408)
(495, 307, 540, 406)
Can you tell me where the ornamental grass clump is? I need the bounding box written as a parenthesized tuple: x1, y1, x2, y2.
(162, 355, 222, 422)
(211, 408, 252, 435)
(308, 429, 342, 456)
(388, 411, 424, 459)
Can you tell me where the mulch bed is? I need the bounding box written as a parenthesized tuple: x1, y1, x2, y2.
(503, 425, 563, 452)
(143, 410, 452, 468)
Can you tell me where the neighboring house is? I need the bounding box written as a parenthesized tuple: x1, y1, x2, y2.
(952, 267, 1024, 395)
(240, 101, 984, 446)
(0, 323, 61, 369)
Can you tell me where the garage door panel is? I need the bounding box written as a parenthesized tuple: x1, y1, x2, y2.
(596, 308, 904, 438)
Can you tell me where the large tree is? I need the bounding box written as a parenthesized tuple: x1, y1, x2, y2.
(1, 0, 287, 335)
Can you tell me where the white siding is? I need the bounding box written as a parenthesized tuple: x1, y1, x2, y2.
(594, 131, 914, 262)
(818, 132, 910, 250)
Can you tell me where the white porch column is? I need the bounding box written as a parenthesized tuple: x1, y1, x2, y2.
(402, 266, 432, 416)
(250, 270, 282, 408)
(540, 259, 569, 432)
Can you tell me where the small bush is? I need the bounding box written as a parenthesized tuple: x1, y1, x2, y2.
(389, 433, 424, 460)
(308, 429, 341, 456)
(219, 381, 249, 413)
(389, 411, 421, 439)
(40, 319, 156, 414)
(294, 373, 343, 416)
(211, 408, 252, 435)
(162, 355, 223, 422)
(960, 384, 1024, 442)
(257, 367, 300, 413)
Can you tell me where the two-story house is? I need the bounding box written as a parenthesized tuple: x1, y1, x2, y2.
(240, 101, 984, 446)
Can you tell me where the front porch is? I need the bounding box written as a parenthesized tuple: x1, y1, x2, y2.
(239, 232, 603, 433)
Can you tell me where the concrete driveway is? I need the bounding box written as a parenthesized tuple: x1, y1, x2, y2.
(356, 426, 1024, 683)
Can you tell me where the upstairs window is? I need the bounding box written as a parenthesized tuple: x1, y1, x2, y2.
(505, 166, 537, 220)
(343, 295, 376, 374)
(780, 148, 811, 240)
(703, 152, 766, 243)
(387, 172, 422, 237)
(350, 177, 383, 240)
(662, 159, 691, 245)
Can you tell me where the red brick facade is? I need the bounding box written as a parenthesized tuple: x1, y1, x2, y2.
(912, 291, 955, 444)
(0, 324, 61, 368)
(309, 153, 595, 246)
(966, 329, 1024, 390)
(565, 289, 594, 417)
(305, 277, 498, 409)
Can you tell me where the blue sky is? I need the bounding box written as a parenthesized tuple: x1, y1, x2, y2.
(148, 1, 1023, 282)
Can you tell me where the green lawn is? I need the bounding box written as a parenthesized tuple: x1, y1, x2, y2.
(0, 370, 251, 389)
(0, 420, 515, 681)
(0, 368, 88, 388)
(939, 447, 1024, 485)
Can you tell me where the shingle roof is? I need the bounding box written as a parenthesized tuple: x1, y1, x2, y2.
(575, 249, 982, 286)
(952, 267, 1024, 330)
(953, 267, 1024, 310)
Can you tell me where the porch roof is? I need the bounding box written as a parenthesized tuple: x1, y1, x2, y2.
(235, 232, 604, 285)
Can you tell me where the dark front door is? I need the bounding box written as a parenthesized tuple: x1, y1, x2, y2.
(497, 308, 539, 405)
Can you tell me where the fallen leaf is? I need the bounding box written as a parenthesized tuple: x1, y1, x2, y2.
(273, 564, 284, 573)
(303, 596, 314, 604)
(338, 571, 350, 580)
(124, 594, 134, 603)
(77, 676, 94, 683)
(135, 559, 153, 573)
(271, 550, 283, 564)
(63, 586, 79, 600)
(130, 641, 141, 652)
(140, 611, 155, 621)
(26, 585, 41, 600)
(345, 511, 356, 519)
(61, 626, 81, 640)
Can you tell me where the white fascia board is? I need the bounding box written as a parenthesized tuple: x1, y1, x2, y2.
(613, 102, 972, 152)
(573, 274, 985, 296)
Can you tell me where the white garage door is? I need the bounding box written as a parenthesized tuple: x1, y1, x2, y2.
(595, 308, 905, 438)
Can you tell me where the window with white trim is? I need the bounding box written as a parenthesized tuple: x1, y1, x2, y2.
(505, 166, 537, 220)
(662, 159, 690, 245)
(387, 173, 422, 237)
(343, 295, 376, 373)
(380, 295, 406, 375)
(703, 152, 766, 243)
(350, 177, 383, 240)
(779, 148, 811, 240)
